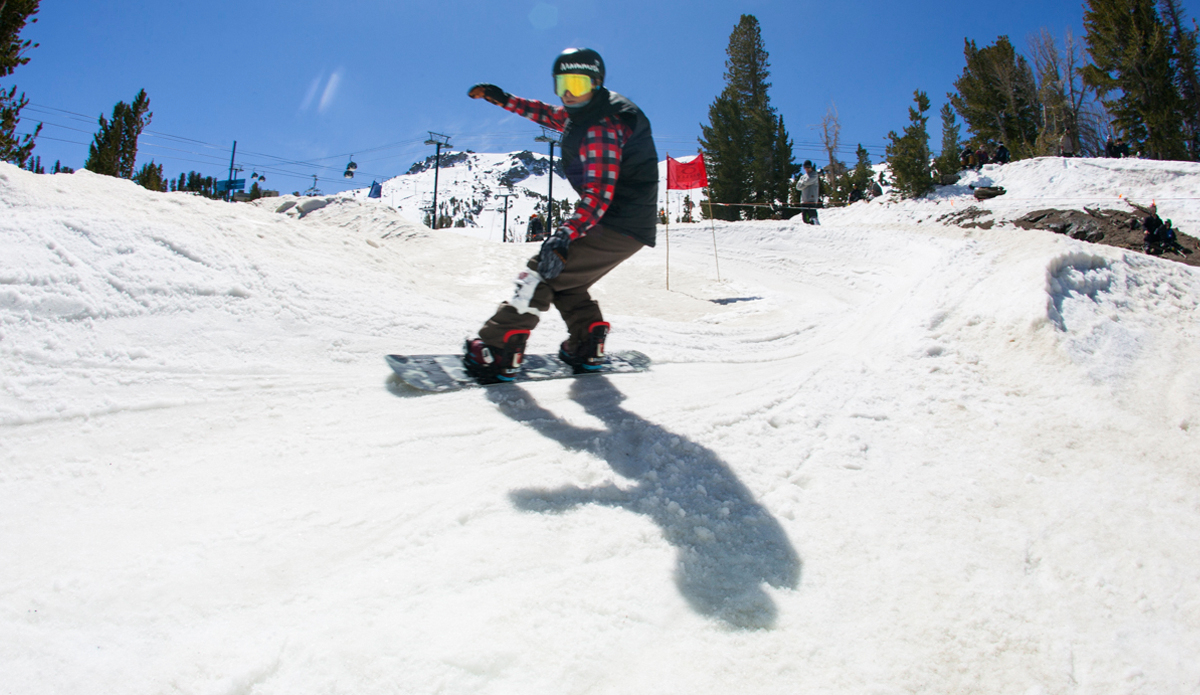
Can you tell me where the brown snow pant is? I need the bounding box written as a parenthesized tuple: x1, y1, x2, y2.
(479, 224, 645, 350)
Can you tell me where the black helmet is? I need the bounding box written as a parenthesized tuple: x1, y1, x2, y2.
(553, 48, 605, 87)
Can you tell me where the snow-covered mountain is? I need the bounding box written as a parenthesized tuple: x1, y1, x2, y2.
(338, 150, 708, 241)
(340, 149, 578, 241)
(3, 156, 1200, 693)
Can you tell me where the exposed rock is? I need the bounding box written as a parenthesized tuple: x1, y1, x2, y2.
(1013, 207, 1200, 266)
(938, 206, 995, 229)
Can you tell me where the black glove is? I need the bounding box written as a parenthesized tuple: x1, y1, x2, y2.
(538, 229, 570, 280)
(468, 83, 510, 106)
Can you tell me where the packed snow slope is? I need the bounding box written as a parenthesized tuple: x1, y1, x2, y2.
(2, 157, 1199, 694)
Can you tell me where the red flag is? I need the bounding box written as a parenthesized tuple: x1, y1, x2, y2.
(667, 154, 708, 190)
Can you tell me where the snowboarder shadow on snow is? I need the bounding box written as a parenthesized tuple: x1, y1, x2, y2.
(487, 377, 801, 630)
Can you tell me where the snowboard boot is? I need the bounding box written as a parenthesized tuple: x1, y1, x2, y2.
(559, 322, 610, 373)
(463, 330, 529, 383)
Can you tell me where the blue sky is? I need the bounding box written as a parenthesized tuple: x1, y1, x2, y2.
(11, 0, 1196, 193)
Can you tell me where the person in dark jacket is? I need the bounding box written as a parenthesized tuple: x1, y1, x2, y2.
(463, 48, 659, 382)
(993, 144, 1010, 164)
(1142, 205, 1177, 254)
(526, 213, 546, 242)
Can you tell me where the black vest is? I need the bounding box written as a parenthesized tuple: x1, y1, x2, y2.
(559, 89, 659, 247)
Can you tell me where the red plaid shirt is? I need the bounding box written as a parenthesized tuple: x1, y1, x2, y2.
(504, 95, 631, 240)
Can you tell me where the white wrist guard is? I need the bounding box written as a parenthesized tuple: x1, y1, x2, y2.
(509, 269, 544, 316)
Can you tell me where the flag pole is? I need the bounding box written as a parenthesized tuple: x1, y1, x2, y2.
(709, 203, 721, 282)
(664, 152, 671, 291)
(698, 151, 720, 282)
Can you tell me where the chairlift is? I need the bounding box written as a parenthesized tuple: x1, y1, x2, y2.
(344, 156, 358, 179)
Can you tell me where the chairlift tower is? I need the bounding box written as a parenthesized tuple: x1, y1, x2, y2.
(225, 141, 237, 202)
(534, 128, 561, 226)
(424, 132, 452, 228)
(497, 190, 517, 242)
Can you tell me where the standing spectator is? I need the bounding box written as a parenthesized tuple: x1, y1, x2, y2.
(1105, 136, 1116, 158)
(794, 160, 820, 225)
(993, 143, 1010, 164)
(1060, 127, 1077, 157)
(868, 174, 884, 199)
(1115, 137, 1130, 158)
(526, 212, 546, 241)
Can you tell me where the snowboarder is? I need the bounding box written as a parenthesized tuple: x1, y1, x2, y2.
(795, 160, 820, 224)
(462, 47, 659, 382)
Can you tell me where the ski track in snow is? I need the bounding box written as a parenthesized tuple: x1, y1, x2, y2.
(2, 159, 1200, 694)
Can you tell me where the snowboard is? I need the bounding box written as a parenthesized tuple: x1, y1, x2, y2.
(386, 350, 651, 393)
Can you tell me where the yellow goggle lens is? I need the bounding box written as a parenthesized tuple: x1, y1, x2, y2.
(555, 74, 594, 98)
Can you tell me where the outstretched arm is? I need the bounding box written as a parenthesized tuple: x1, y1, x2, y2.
(467, 84, 567, 132)
(502, 95, 568, 132)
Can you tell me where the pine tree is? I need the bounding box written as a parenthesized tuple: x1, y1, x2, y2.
(885, 90, 934, 199)
(0, 0, 41, 166)
(177, 171, 220, 199)
(770, 114, 799, 212)
(700, 93, 749, 221)
(950, 36, 1041, 159)
(133, 160, 165, 192)
(1160, 0, 1200, 159)
(1082, 0, 1186, 159)
(828, 144, 875, 205)
(934, 102, 961, 181)
(85, 89, 152, 178)
(699, 14, 795, 220)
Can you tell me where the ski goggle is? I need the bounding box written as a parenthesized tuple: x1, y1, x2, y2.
(555, 73, 595, 97)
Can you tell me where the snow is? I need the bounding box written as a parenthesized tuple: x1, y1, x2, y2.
(339, 150, 578, 242)
(3, 157, 1200, 693)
